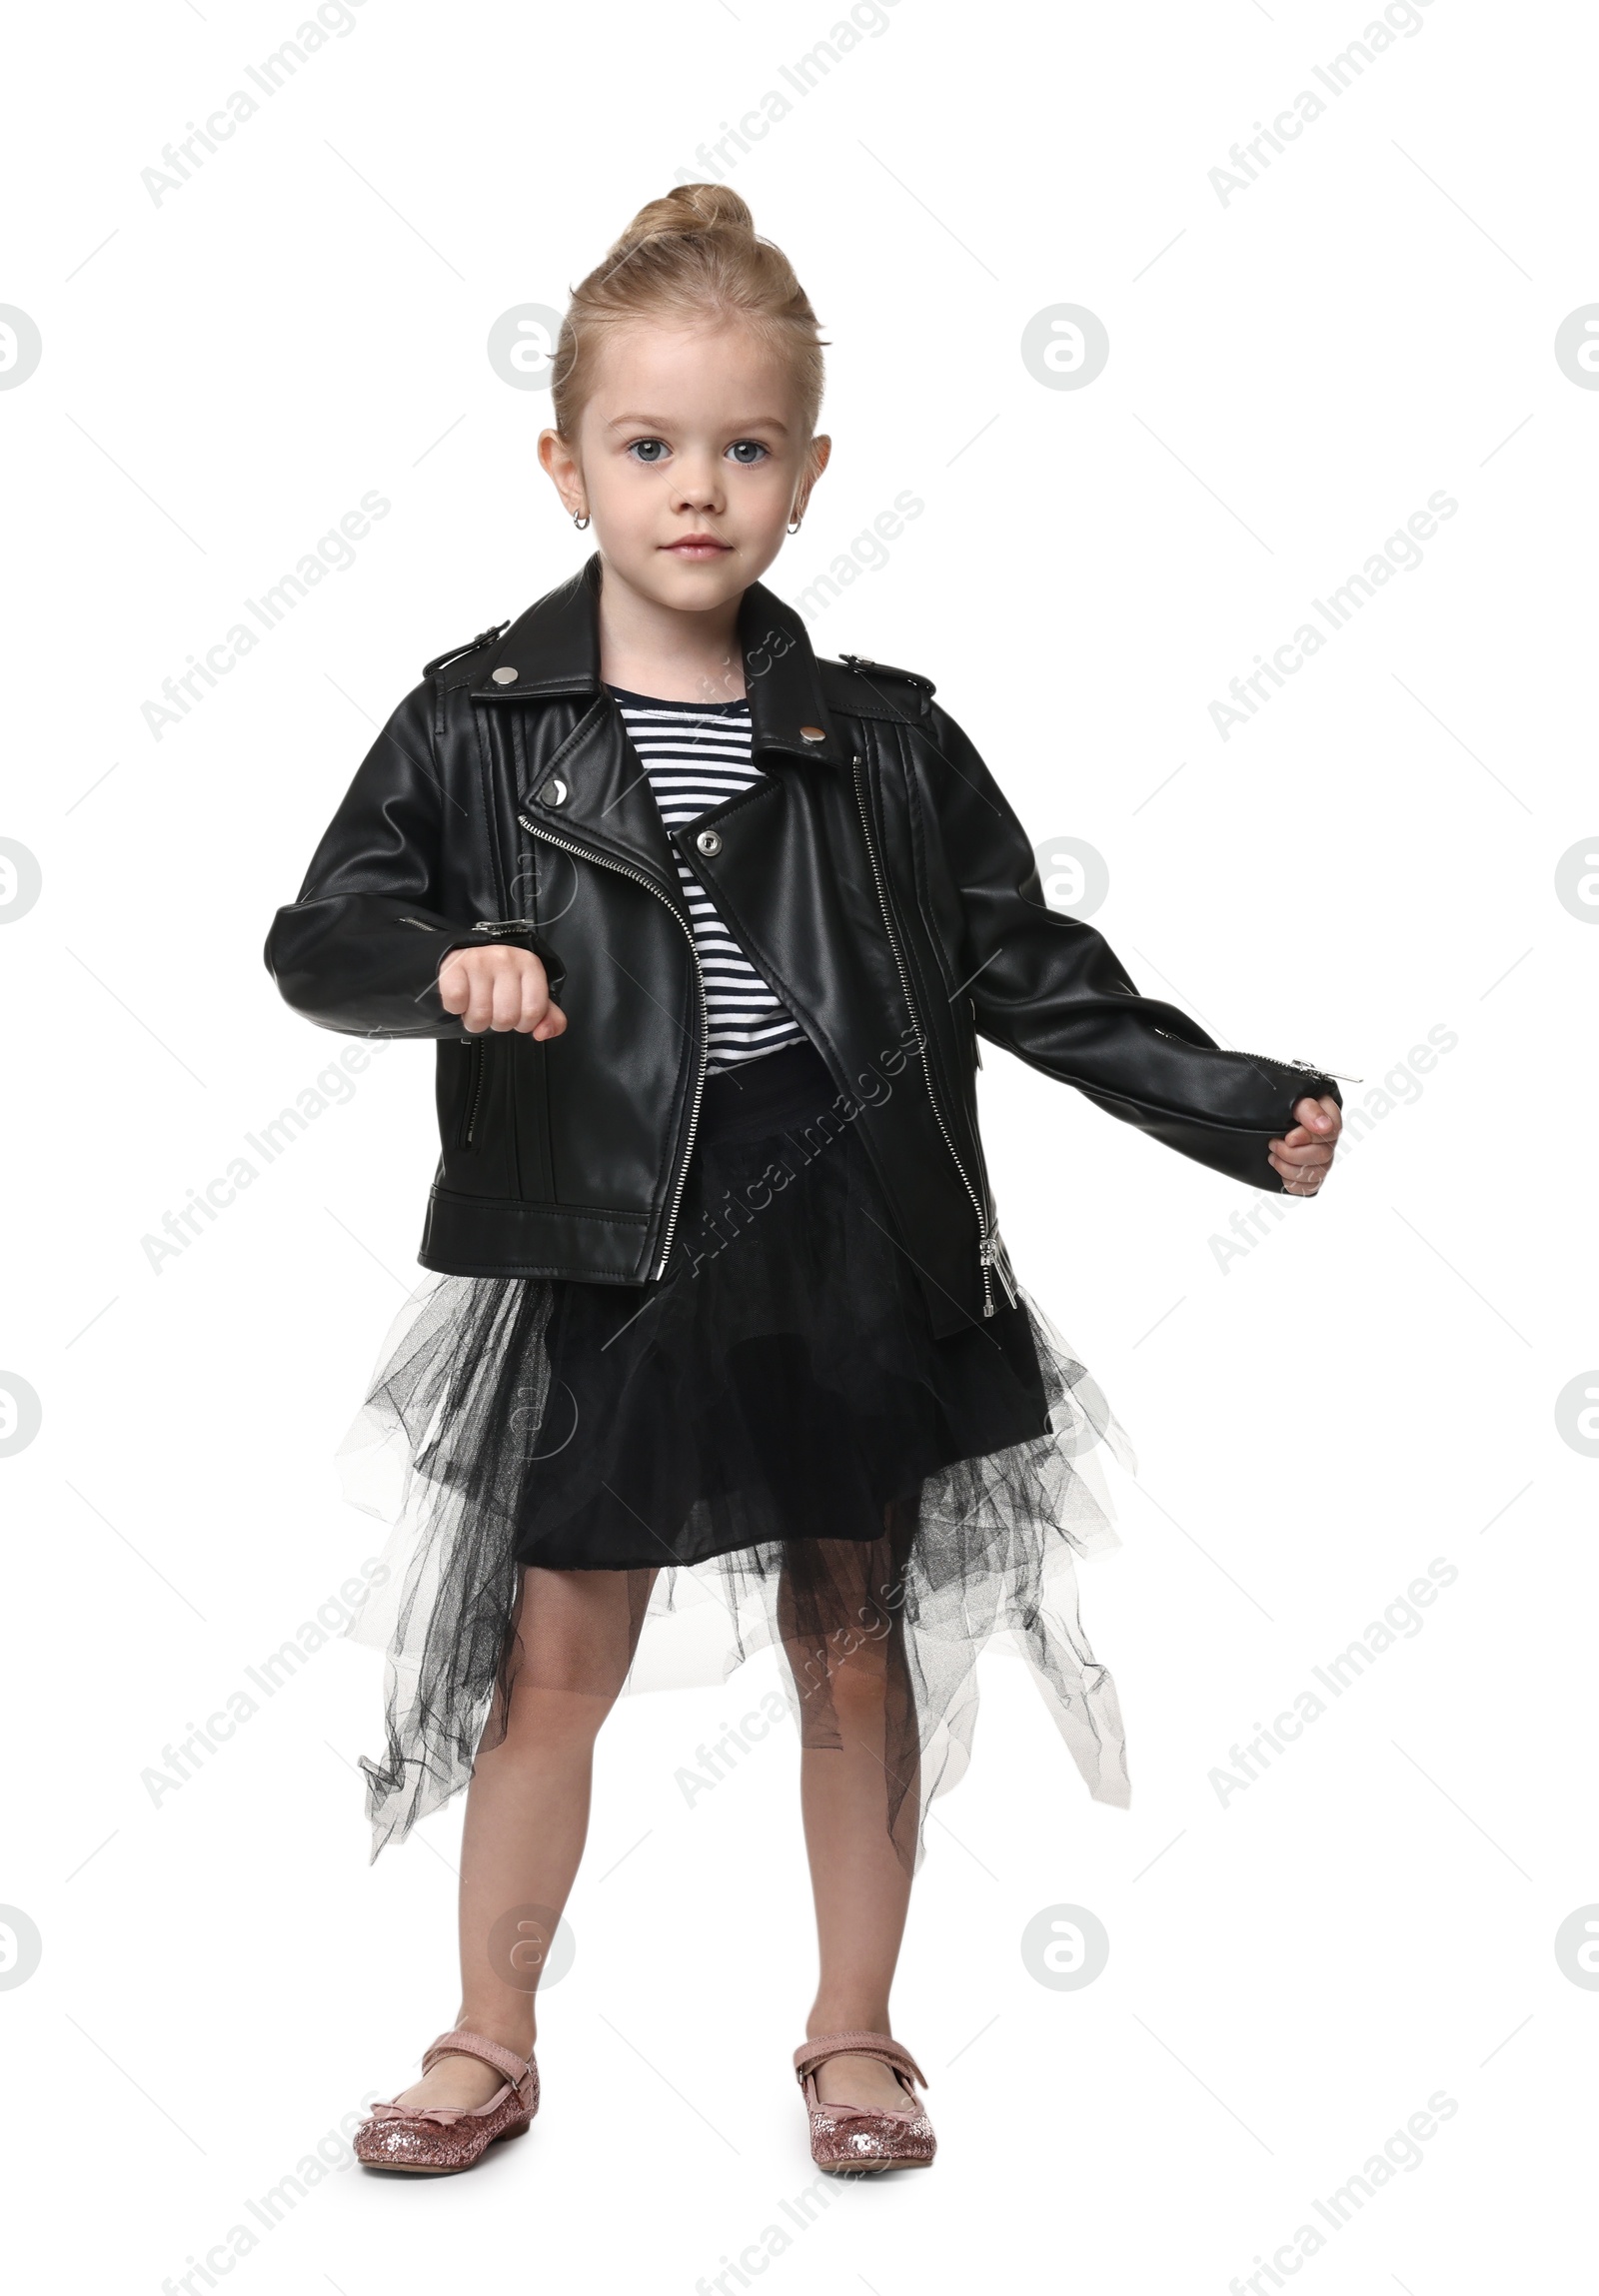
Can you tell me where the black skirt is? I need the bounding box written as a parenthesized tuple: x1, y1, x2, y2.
(339, 1034, 1138, 1868)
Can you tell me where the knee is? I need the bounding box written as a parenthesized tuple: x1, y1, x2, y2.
(788, 1627, 891, 1721)
(824, 1654, 892, 1724)
(499, 1678, 625, 1748)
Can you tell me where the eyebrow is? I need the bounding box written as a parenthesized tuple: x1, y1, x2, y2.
(604, 412, 792, 435)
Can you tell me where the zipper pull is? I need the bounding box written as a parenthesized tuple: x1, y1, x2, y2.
(980, 1227, 1020, 1309)
(997, 1245, 1019, 1309)
(1291, 1058, 1364, 1082)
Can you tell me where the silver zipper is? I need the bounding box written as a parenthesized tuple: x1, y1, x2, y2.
(1155, 1027, 1362, 1085)
(1236, 1046, 1364, 1083)
(982, 1225, 1019, 1307)
(463, 1037, 487, 1146)
(850, 752, 1013, 1317)
(517, 812, 708, 1281)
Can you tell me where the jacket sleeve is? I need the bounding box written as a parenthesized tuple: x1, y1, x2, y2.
(920, 700, 1342, 1192)
(263, 680, 567, 1040)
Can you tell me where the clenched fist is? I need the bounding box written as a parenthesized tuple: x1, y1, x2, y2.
(438, 944, 567, 1039)
(1269, 1094, 1341, 1195)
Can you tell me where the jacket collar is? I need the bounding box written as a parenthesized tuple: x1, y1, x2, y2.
(467, 553, 846, 767)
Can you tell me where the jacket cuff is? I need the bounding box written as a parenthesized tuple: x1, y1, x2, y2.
(1066, 1058, 1344, 1196)
(1271, 1067, 1343, 1123)
(1256, 1060, 1343, 1191)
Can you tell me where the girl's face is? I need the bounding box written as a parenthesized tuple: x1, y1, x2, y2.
(540, 319, 828, 616)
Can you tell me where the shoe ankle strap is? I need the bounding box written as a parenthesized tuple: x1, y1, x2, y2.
(793, 2028, 928, 2090)
(420, 2029, 534, 2087)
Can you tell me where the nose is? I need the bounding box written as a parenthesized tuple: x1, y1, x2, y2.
(671, 455, 725, 517)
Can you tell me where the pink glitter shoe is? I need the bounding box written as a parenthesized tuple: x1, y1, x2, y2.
(794, 2029, 936, 2173)
(353, 2029, 539, 2175)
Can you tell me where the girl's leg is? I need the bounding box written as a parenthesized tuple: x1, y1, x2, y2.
(394, 1562, 658, 2111)
(781, 1504, 924, 2116)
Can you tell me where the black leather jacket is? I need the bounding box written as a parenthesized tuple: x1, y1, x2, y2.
(264, 556, 1341, 1339)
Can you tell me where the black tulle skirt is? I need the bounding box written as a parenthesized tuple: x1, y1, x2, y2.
(338, 1035, 1138, 1870)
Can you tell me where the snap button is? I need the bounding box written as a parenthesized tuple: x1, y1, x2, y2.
(492, 666, 519, 685)
(799, 724, 824, 741)
(696, 828, 722, 856)
(540, 775, 569, 806)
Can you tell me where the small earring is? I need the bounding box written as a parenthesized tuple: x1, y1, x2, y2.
(787, 514, 802, 534)
(573, 510, 591, 530)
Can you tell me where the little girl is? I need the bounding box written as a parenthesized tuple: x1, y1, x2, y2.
(266, 183, 1342, 2178)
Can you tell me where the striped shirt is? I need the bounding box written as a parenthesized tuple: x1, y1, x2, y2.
(608, 687, 807, 1074)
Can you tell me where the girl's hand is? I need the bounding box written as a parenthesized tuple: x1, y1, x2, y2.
(438, 945, 568, 1039)
(1268, 1094, 1341, 1195)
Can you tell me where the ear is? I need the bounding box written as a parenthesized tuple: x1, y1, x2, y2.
(538, 427, 584, 516)
(796, 433, 831, 515)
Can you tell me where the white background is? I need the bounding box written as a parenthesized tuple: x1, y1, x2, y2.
(1, 1, 1591, 2289)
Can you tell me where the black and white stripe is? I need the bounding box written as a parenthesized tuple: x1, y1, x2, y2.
(609, 687, 807, 1074)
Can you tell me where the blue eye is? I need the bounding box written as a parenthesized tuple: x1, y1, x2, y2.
(626, 437, 770, 466)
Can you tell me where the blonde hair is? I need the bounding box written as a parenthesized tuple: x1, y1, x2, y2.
(550, 183, 827, 444)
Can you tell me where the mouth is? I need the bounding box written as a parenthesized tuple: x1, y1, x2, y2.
(661, 535, 734, 557)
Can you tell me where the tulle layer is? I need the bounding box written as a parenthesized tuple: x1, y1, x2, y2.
(337, 1038, 1138, 1870)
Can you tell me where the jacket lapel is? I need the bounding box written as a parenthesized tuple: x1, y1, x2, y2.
(467, 553, 848, 892)
(522, 694, 685, 893)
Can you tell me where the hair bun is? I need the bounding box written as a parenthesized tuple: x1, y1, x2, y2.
(610, 183, 755, 261)
(553, 183, 826, 448)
